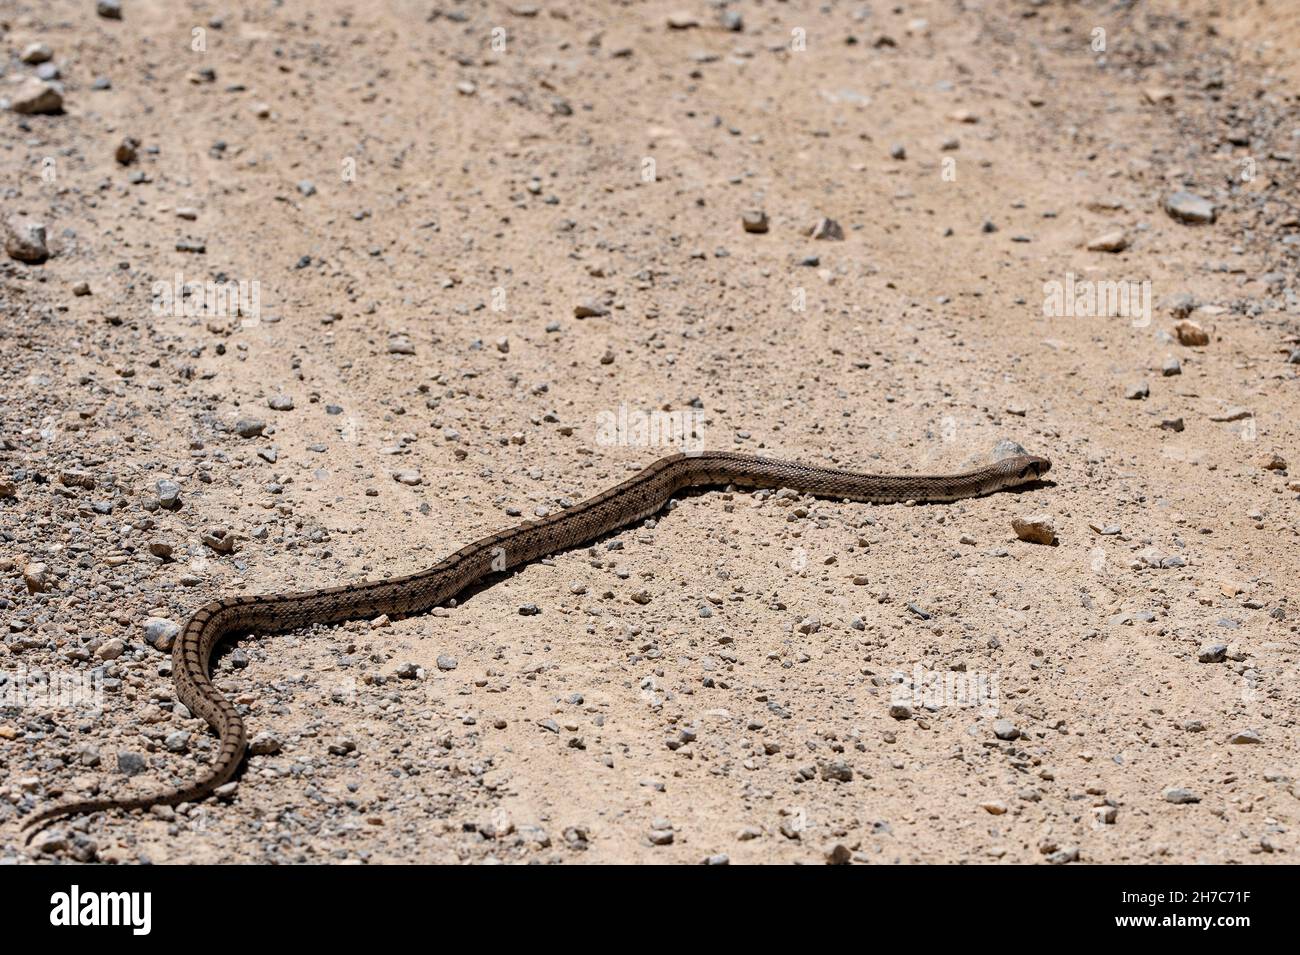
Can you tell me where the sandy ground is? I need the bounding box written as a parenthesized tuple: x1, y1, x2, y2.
(1, 0, 1298, 864)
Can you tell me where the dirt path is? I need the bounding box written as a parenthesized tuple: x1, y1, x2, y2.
(1, 0, 1297, 863)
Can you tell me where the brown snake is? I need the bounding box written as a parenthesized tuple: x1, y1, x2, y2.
(22, 450, 1050, 840)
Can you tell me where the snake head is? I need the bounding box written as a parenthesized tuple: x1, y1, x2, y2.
(1010, 454, 1052, 484)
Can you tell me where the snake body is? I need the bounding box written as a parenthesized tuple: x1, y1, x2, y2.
(22, 450, 1050, 838)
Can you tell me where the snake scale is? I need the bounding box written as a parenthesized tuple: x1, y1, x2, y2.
(22, 449, 1050, 839)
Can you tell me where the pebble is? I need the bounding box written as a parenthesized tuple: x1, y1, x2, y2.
(115, 136, 140, 165)
(97, 0, 123, 19)
(819, 760, 853, 782)
(1162, 787, 1200, 804)
(393, 470, 423, 486)
(1012, 514, 1057, 545)
(1125, 380, 1150, 400)
(143, 617, 180, 651)
(1086, 230, 1128, 252)
(741, 210, 769, 234)
(156, 479, 182, 510)
(1174, 319, 1210, 346)
(96, 638, 126, 661)
(1259, 453, 1287, 471)
(436, 654, 458, 671)
(234, 417, 266, 437)
(992, 719, 1020, 740)
(1164, 191, 1216, 224)
(824, 843, 852, 865)
(1162, 357, 1181, 376)
(5, 216, 50, 263)
(1197, 642, 1227, 663)
(7, 78, 64, 115)
(1226, 730, 1262, 745)
(573, 301, 609, 318)
(387, 335, 415, 355)
(808, 217, 844, 240)
(23, 562, 49, 593)
(117, 752, 147, 775)
(1208, 406, 1251, 422)
(268, 394, 294, 411)
(21, 42, 54, 64)
(666, 12, 699, 29)
(249, 731, 282, 755)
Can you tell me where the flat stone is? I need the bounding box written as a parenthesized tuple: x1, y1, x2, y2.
(1086, 230, 1128, 252)
(1165, 191, 1216, 224)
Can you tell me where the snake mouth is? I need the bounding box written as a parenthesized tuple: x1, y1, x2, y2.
(1021, 457, 1051, 481)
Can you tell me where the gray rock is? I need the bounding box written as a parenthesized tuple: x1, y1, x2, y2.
(1165, 191, 1216, 224)
(117, 752, 147, 775)
(819, 760, 853, 782)
(143, 616, 180, 651)
(993, 719, 1020, 740)
(234, 417, 266, 438)
(741, 210, 769, 234)
(1162, 786, 1200, 804)
(1197, 642, 1227, 663)
(436, 654, 458, 671)
(808, 217, 844, 240)
(268, 394, 294, 411)
(992, 439, 1027, 461)
(156, 479, 182, 510)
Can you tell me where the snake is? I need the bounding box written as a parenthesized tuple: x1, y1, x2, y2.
(21, 449, 1050, 841)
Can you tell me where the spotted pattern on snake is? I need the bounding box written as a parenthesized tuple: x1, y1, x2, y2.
(22, 450, 1051, 841)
